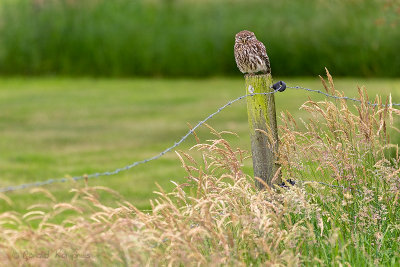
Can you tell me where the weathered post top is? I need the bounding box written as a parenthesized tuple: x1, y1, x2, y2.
(245, 74, 281, 188)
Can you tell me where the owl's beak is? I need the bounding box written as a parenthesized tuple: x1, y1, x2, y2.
(242, 39, 246, 44)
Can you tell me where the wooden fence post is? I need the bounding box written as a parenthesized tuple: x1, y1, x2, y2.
(245, 74, 281, 188)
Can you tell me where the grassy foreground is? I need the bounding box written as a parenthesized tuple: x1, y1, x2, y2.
(0, 73, 399, 265)
(0, 76, 400, 214)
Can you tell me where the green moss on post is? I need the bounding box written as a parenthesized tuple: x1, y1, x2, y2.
(245, 74, 281, 188)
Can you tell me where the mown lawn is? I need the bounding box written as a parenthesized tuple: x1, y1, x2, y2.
(1, 76, 399, 215)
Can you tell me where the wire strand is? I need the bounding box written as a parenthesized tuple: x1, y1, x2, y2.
(1, 84, 399, 193)
(0, 91, 278, 193)
(288, 86, 400, 106)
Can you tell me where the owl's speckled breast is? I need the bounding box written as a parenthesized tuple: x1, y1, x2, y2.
(234, 31, 271, 75)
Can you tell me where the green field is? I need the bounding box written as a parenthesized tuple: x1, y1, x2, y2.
(1, 76, 400, 214)
(2, 1, 400, 265)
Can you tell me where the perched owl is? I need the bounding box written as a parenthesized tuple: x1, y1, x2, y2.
(234, 30, 271, 75)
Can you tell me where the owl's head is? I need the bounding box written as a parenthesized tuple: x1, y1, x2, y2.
(235, 30, 256, 44)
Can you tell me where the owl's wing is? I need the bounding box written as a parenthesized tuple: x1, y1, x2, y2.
(257, 41, 271, 74)
(253, 40, 271, 74)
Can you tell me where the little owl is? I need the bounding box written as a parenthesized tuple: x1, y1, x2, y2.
(234, 30, 271, 75)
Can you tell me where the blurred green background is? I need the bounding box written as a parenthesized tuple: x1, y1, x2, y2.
(0, 0, 399, 77)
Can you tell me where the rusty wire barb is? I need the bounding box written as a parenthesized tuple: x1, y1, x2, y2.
(0, 84, 399, 193)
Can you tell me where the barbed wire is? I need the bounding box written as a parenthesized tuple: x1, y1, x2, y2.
(296, 180, 362, 193)
(0, 90, 280, 193)
(1, 83, 399, 194)
(279, 177, 362, 193)
(288, 85, 400, 106)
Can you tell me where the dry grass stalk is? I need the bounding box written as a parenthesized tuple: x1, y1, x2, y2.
(0, 71, 399, 266)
